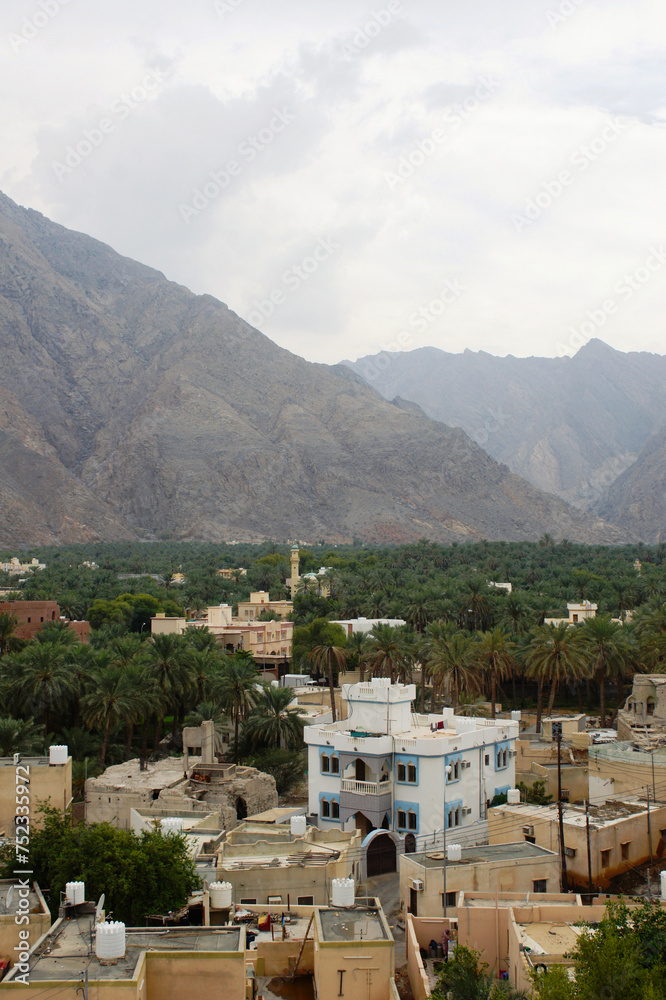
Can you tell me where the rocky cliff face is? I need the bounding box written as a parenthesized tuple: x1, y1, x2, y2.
(345, 341, 666, 510)
(594, 426, 666, 543)
(0, 191, 629, 546)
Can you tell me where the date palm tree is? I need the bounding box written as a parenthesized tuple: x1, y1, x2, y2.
(524, 623, 589, 733)
(215, 658, 259, 761)
(474, 628, 516, 719)
(308, 641, 347, 722)
(243, 685, 305, 750)
(581, 615, 635, 727)
(143, 633, 190, 751)
(429, 632, 480, 711)
(366, 624, 405, 684)
(80, 666, 140, 765)
(0, 613, 18, 658)
(9, 643, 77, 733)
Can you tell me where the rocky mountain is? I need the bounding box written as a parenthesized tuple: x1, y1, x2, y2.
(345, 343, 666, 509)
(593, 426, 666, 543)
(0, 191, 629, 547)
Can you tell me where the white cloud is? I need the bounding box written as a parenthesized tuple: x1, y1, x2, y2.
(1, 0, 665, 363)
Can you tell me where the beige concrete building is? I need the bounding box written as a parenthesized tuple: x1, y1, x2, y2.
(217, 567, 247, 579)
(488, 797, 666, 888)
(545, 601, 597, 626)
(215, 820, 362, 906)
(237, 591, 293, 621)
(86, 758, 277, 831)
(1, 910, 247, 998)
(0, 556, 45, 574)
(588, 738, 666, 801)
(151, 606, 294, 669)
(0, 750, 72, 834)
(400, 842, 560, 918)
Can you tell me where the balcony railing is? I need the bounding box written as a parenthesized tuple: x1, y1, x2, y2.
(341, 778, 390, 796)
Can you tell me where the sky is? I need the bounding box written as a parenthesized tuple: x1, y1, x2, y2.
(2, 0, 666, 364)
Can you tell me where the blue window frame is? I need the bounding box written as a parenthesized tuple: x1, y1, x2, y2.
(446, 798, 464, 829)
(319, 748, 339, 774)
(395, 754, 418, 784)
(319, 791, 340, 820)
(495, 741, 510, 771)
(395, 800, 419, 832)
(446, 752, 463, 783)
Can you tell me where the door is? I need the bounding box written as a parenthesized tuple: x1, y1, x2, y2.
(409, 887, 418, 915)
(366, 833, 397, 876)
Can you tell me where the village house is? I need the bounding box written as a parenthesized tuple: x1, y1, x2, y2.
(0, 600, 90, 642)
(0, 745, 72, 833)
(488, 797, 666, 888)
(400, 841, 560, 918)
(305, 678, 519, 874)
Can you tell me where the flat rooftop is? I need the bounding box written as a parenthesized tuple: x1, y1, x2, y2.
(18, 916, 242, 982)
(493, 799, 649, 828)
(516, 920, 585, 956)
(318, 907, 389, 942)
(409, 842, 556, 869)
(87, 757, 187, 790)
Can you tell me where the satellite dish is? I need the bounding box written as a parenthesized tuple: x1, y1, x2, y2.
(95, 893, 105, 922)
(6, 886, 14, 912)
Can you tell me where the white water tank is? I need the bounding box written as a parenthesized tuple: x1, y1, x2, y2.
(661, 871, 666, 901)
(507, 789, 521, 805)
(290, 815, 307, 837)
(66, 881, 85, 905)
(49, 745, 68, 765)
(95, 921, 126, 960)
(511, 711, 521, 722)
(331, 878, 355, 907)
(160, 817, 185, 834)
(446, 844, 462, 862)
(209, 881, 233, 908)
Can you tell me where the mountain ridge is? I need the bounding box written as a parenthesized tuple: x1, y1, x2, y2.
(0, 191, 630, 547)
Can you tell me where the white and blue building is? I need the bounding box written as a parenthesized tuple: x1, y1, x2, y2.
(304, 678, 519, 849)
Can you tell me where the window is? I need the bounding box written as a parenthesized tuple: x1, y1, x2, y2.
(485, 754, 490, 766)
(397, 809, 406, 828)
(331, 800, 340, 820)
(407, 764, 417, 783)
(408, 811, 417, 830)
(443, 891, 457, 908)
(533, 879, 547, 893)
(647, 698, 656, 716)
(561, 789, 570, 802)
(397, 763, 406, 782)
(321, 799, 330, 818)
(621, 842, 631, 861)
(447, 806, 462, 829)
(496, 748, 508, 769)
(525, 836, 536, 844)
(240, 898, 257, 905)
(321, 754, 330, 773)
(331, 756, 339, 774)
(297, 896, 314, 905)
(268, 896, 282, 905)
(600, 849, 611, 868)
(448, 760, 461, 782)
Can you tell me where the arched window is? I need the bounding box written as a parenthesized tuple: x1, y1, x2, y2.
(647, 698, 656, 716)
(321, 754, 330, 773)
(321, 799, 330, 818)
(397, 763, 406, 782)
(331, 800, 340, 819)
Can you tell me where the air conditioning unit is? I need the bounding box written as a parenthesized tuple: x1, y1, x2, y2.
(564, 847, 577, 858)
(509, 751, 518, 758)
(410, 879, 424, 891)
(462, 760, 472, 769)
(462, 807, 472, 815)
(522, 825, 534, 836)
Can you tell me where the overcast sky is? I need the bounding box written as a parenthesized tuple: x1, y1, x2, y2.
(2, 0, 665, 363)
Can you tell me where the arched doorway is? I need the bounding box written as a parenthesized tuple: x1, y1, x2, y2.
(355, 758, 366, 781)
(365, 831, 397, 877)
(236, 797, 247, 820)
(404, 833, 416, 854)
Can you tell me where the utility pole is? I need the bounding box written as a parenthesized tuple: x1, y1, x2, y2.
(585, 799, 593, 898)
(554, 723, 568, 892)
(651, 750, 656, 801)
(647, 786, 654, 864)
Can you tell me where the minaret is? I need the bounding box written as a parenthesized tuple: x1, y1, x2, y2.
(290, 545, 300, 596)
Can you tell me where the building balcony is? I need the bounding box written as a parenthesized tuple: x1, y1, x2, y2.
(341, 778, 390, 795)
